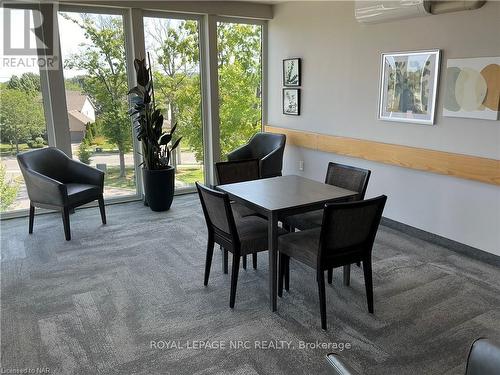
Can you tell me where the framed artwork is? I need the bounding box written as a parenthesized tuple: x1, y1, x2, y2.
(378, 49, 441, 125)
(443, 57, 500, 121)
(283, 58, 301, 86)
(283, 88, 300, 115)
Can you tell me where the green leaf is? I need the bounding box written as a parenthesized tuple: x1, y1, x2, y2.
(170, 137, 182, 151)
(159, 133, 172, 145)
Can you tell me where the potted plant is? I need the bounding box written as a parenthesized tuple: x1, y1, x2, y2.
(129, 57, 182, 212)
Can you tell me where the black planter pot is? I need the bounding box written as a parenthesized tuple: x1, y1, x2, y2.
(142, 166, 175, 212)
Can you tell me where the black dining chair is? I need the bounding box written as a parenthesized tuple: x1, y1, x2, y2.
(215, 159, 260, 218)
(278, 195, 387, 330)
(17, 147, 106, 241)
(196, 182, 284, 308)
(227, 132, 286, 178)
(283, 162, 371, 282)
(215, 159, 262, 271)
(283, 162, 371, 232)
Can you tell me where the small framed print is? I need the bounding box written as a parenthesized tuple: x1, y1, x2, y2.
(283, 88, 300, 116)
(283, 58, 301, 86)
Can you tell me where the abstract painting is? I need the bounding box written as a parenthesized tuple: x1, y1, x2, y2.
(283, 88, 300, 115)
(283, 58, 301, 86)
(379, 50, 441, 125)
(443, 57, 500, 120)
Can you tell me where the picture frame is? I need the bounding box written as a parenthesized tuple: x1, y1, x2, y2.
(443, 56, 500, 121)
(283, 58, 301, 86)
(378, 49, 441, 125)
(283, 88, 300, 115)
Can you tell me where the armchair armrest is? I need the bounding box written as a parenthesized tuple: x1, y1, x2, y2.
(260, 146, 285, 178)
(66, 159, 105, 190)
(227, 144, 252, 161)
(466, 338, 500, 375)
(22, 169, 67, 206)
(326, 353, 359, 375)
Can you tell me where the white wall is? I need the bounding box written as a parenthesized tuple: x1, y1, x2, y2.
(81, 99, 95, 122)
(268, 1, 500, 255)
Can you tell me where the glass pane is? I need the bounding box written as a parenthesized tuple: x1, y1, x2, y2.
(217, 22, 262, 160)
(143, 16, 204, 190)
(0, 9, 51, 212)
(58, 11, 136, 199)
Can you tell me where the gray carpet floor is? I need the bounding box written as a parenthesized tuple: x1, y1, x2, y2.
(1, 194, 499, 375)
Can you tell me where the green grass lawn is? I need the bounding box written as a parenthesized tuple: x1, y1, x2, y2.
(176, 166, 204, 185)
(0, 143, 30, 156)
(105, 166, 136, 190)
(104, 165, 203, 190)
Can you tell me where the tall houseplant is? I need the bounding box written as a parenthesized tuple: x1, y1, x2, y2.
(129, 57, 181, 211)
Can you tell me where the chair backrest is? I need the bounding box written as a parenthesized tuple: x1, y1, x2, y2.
(17, 147, 70, 183)
(325, 162, 371, 200)
(465, 338, 500, 375)
(319, 195, 387, 262)
(196, 182, 238, 242)
(215, 159, 260, 185)
(248, 132, 286, 159)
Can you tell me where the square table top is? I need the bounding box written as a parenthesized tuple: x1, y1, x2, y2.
(217, 175, 358, 213)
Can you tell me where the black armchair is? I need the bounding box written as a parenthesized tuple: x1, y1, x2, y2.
(466, 338, 500, 375)
(17, 147, 106, 241)
(326, 337, 500, 375)
(227, 132, 286, 178)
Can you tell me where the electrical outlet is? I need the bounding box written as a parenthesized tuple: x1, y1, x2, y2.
(299, 160, 304, 171)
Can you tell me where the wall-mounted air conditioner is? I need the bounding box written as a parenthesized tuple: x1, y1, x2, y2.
(355, 0, 486, 24)
(355, 0, 431, 23)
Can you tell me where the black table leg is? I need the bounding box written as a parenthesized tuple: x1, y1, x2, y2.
(268, 212, 278, 312)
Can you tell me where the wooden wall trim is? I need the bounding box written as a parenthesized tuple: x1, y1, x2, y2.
(265, 126, 500, 186)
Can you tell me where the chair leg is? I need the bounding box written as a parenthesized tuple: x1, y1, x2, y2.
(98, 195, 106, 224)
(222, 248, 228, 274)
(204, 236, 215, 286)
(284, 255, 290, 292)
(28, 204, 35, 234)
(327, 268, 333, 284)
(242, 255, 247, 270)
(229, 254, 241, 308)
(252, 253, 257, 269)
(363, 258, 374, 314)
(343, 264, 351, 286)
(62, 207, 71, 241)
(317, 271, 327, 330)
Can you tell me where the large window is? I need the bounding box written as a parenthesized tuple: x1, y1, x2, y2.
(217, 21, 263, 160)
(0, 6, 267, 216)
(0, 8, 52, 213)
(143, 15, 204, 190)
(58, 10, 137, 199)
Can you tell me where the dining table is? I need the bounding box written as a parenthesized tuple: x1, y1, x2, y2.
(217, 174, 358, 312)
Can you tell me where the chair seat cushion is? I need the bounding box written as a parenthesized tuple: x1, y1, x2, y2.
(236, 215, 286, 254)
(283, 210, 323, 230)
(66, 183, 100, 206)
(278, 228, 321, 268)
(232, 202, 259, 218)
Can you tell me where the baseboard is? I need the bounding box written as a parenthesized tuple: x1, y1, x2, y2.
(381, 217, 500, 267)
